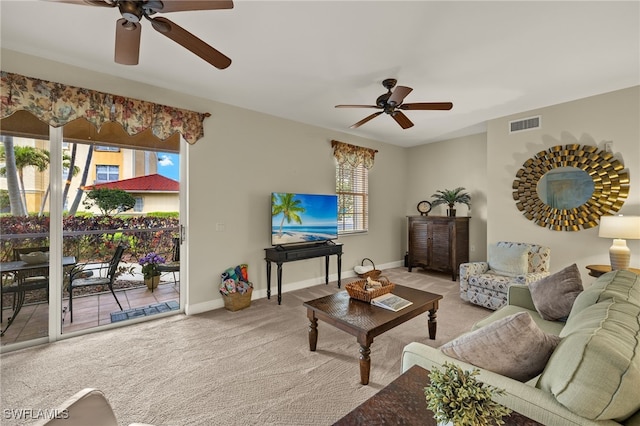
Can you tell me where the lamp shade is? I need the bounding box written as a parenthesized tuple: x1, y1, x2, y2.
(598, 216, 640, 240)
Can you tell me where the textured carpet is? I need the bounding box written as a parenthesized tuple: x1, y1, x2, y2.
(0, 268, 491, 426)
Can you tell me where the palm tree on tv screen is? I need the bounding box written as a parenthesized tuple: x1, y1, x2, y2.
(272, 193, 306, 237)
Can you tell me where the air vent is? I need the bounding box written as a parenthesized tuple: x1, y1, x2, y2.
(509, 116, 541, 133)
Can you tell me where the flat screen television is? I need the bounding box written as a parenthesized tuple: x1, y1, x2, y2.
(271, 192, 338, 246)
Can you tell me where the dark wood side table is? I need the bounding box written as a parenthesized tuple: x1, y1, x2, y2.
(586, 264, 640, 277)
(333, 364, 542, 425)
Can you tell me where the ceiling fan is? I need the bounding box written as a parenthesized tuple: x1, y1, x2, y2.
(47, 0, 233, 69)
(335, 78, 453, 129)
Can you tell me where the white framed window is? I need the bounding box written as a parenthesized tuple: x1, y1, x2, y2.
(133, 197, 144, 212)
(336, 163, 368, 234)
(95, 165, 119, 183)
(95, 145, 120, 152)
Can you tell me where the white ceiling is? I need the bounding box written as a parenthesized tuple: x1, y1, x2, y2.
(1, 1, 639, 147)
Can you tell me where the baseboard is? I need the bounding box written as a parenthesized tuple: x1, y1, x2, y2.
(186, 260, 405, 315)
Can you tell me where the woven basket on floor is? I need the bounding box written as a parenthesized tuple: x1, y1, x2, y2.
(357, 258, 381, 279)
(345, 276, 394, 303)
(223, 288, 253, 311)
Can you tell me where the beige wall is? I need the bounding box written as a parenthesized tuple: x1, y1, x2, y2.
(3, 48, 638, 313)
(406, 86, 639, 285)
(188, 102, 407, 310)
(1, 49, 407, 313)
(406, 133, 488, 262)
(487, 86, 640, 283)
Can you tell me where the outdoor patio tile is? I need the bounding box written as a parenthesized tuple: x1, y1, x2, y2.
(2, 286, 180, 345)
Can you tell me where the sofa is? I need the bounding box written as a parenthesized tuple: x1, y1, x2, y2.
(402, 269, 640, 426)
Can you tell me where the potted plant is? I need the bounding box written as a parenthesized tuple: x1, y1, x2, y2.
(425, 362, 511, 426)
(431, 187, 471, 217)
(139, 252, 166, 290)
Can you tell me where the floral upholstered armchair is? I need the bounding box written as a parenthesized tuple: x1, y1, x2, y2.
(459, 241, 551, 310)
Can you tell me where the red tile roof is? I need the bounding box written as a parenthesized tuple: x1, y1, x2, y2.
(86, 174, 179, 192)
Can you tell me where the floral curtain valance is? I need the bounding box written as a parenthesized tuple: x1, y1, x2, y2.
(331, 140, 378, 169)
(1, 71, 210, 145)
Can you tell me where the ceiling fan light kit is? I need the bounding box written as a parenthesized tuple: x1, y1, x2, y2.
(49, 0, 234, 69)
(336, 78, 453, 129)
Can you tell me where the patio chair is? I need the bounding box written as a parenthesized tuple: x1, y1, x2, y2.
(1, 246, 50, 323)
(156, 237, 180, 287)
(68, 244, 125, 323)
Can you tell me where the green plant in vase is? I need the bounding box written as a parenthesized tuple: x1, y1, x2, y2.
(425, 362, 511, 426)
(430, 187, 471, 217)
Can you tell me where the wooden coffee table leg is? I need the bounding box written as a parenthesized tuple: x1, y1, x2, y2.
(359, 345, 371, 385)
(307, 310, 318, 351)
(428, 303, 438, 340)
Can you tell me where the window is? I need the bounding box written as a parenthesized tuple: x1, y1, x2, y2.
(95, 145, 120, 152)
(95, 165, 119, 183)
(133, 197, 144, 212)
(336, 162, 368, 234)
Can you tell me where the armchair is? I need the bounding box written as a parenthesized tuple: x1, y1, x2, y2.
(459, 241, 550, 310)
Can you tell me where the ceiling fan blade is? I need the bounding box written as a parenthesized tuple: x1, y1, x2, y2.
(44, 0, 115, 7)
(154, 0, 234, 13)
(399, 102, 453, 111)
(392, 111, 414, 129)
(387, 86, 413, 106)
(350, 112, 383, 129)
(114, 19, 141, 65)
(150, 17, 231, 69)
(335, 105, 380, 109)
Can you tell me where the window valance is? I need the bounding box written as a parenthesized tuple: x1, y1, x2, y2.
(0, 71, 210, 145)
(331, 140, 378, 169)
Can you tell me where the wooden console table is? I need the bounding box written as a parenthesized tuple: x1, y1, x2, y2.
(265, 243, 342, 304)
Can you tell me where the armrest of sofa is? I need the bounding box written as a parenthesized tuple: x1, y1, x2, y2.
(401, 342, 620, 426)
(507, 284, 537, 311)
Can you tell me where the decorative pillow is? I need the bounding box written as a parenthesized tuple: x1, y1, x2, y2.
(488, 244, 529, 277)
(440, 312, 560, 382)
(529, 263, 583, 321)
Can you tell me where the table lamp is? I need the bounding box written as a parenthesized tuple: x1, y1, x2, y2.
(598, 215, 640, 270)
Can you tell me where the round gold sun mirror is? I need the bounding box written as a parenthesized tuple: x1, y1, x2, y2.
(512, 144, 630, 231)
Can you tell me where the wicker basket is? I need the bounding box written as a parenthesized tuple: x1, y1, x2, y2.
(223, 288, 253, 311)
(357, 258, 382, 279)
(345, 276, 395, 303)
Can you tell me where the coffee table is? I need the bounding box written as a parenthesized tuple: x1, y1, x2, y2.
(303, 284, 442, 385)
(333, 364, 543, 425)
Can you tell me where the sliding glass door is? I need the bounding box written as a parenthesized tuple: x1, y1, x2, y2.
(1, 125, 183, 350)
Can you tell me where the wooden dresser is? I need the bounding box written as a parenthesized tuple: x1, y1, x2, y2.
(407, 216, 470, 281)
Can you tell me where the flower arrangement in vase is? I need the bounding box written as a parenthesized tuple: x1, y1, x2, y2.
(425, 362, 511, 426)
(139, 252, 166, 290)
